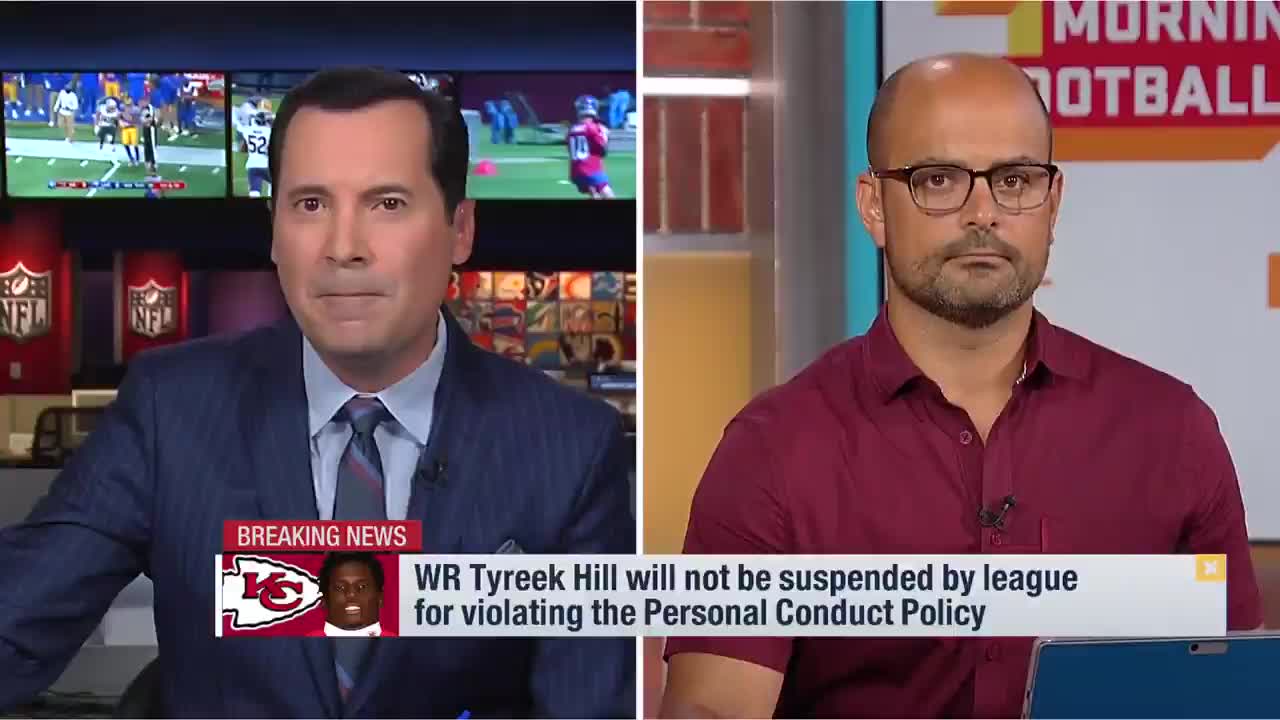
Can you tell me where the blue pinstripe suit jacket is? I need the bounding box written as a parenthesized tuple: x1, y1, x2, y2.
(0, 309, 636, 718)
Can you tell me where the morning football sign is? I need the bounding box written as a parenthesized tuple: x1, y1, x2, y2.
(215, 521, 420, 638)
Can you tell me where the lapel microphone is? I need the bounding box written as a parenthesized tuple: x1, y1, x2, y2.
(977, 495, 1017, 529)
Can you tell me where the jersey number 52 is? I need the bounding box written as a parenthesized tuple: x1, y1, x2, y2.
(246, 134, 269, 155)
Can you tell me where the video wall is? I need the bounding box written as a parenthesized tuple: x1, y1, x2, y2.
(2, 71, 227, 198)
(445, 270, 637, 371)
(2, 70, 636, 201)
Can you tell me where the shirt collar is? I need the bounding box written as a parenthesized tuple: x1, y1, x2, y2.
(303, 310, 447, 444)
(865, 304, 1087, 403)
(323, 621, 383, 637)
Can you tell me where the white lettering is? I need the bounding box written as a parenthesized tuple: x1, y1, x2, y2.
(1189, 0, 1227, 41)
(1258, 0, 1280, 40)
(1255, 65, 1280, 114)
(1054, 0, 1099, 43)
(1217, 66, 1248, 115)
(1023, 67, 1054, 112)
(1135, 66, 1170, 116)
(1053, 0, 1280, 44)
(1148, 1, 1186, 41)
(1058, 67, 1093, 117)
(1106, 1, 1142, 41)
(1095, 67, 1131, 116)
(1026, 65, 1278, 120)
(1171, 66, 1213, 116)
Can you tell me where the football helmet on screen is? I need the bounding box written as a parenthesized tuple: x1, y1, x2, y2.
(574, 95, 599, 119)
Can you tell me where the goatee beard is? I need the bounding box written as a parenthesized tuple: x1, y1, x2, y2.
(885, 231, 1044, 329)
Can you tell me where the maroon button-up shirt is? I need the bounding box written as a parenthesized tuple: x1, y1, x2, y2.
(665, 307, 1261, 719)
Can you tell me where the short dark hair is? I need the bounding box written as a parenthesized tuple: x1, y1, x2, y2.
(268, 67, 469, 217)
(866, 62, 1053, 168)
(318, 551, 385, 594)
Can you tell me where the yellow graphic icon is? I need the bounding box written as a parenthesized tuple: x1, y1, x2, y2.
(1195, 554, 1227, 583)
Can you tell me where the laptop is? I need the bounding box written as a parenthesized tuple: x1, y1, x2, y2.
(1023, 633, 1280, 718)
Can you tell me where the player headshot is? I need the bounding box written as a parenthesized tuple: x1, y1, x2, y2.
(310, 552, 395, 637)
(567, 95, 614, 199)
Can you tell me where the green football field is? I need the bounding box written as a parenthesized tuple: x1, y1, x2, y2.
(224, 89, 637, 200)
(4, 121, 227, 198)
(467, 134, 636, 200)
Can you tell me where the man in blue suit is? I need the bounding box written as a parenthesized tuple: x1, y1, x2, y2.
(0, 67, 635, 718)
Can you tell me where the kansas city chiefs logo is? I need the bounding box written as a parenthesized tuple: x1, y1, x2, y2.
(222, 555, 322, 630)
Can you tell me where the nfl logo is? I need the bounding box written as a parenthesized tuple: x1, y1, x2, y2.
(128, 279, 179, 339)
(0, 262, 53, 343)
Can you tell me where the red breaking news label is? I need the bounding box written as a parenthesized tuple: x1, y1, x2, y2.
(223, 521, 422, 552)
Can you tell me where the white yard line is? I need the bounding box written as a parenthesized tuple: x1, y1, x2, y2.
(86, 162, 121, 198)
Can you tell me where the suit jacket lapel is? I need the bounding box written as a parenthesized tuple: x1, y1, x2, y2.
(406, 307, 480, 552)
(346, 307, 483, 716)
(241, 317, 341, 717)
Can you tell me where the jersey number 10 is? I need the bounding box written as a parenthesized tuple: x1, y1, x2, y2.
(568, 135, 590, 161)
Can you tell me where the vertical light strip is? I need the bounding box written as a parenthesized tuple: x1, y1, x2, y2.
(113, 251, 123, 364)
(844, 0, 882, 337)
(700, 100, 710, 231)
(633, 1, 645, 714)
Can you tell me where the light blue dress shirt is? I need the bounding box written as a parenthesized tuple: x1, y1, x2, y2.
(302, 311, 447, 521)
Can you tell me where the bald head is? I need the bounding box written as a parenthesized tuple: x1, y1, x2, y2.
(866, 53, 1052, 169)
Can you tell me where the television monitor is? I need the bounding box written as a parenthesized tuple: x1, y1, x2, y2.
(460, 72, 636, 200)
(228, 70, 457, 199)
(3, 71, 228, 198)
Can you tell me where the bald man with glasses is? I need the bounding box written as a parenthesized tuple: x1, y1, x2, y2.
(659, 53, 1262, 719)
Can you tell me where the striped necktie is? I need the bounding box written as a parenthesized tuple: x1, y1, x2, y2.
(331, 396, 391, 702)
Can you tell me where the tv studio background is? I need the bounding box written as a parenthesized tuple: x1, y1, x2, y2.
(0, 2, 635, 713)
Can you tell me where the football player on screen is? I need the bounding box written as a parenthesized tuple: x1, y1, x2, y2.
(235, 94, 262, 136)
(237, 107, 273, 198)
(95, 98, 120, 157)
(566, 95, 614, 199)
(119, 98, 140, 166)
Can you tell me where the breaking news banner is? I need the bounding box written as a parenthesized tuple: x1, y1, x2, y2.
(213, 526, 1227, 638)
(392, 555, 1227, 637)
(216, 521, 421, 638)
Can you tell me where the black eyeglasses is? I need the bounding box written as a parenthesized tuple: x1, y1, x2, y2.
(872, 163, 1060, 213)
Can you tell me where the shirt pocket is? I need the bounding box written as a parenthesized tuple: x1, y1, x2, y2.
(983, 514, 1050, 554)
